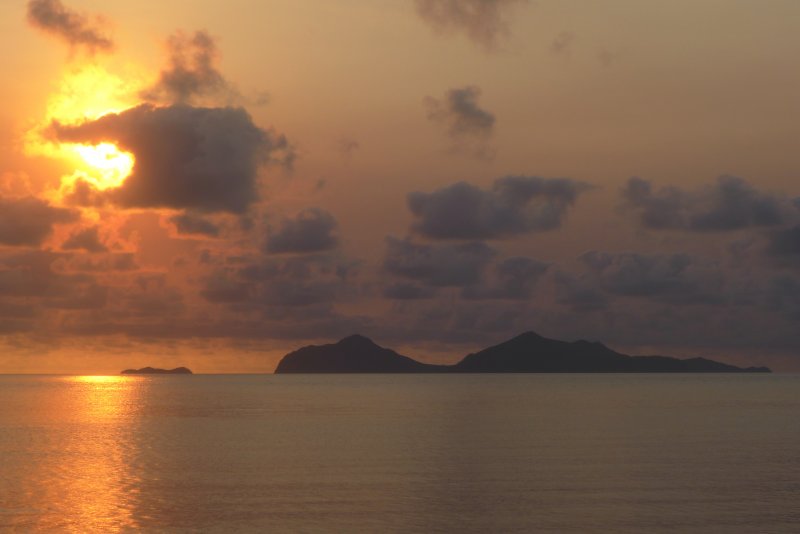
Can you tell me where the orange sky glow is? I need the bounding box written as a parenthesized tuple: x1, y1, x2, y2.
(1, 0, 799, 373)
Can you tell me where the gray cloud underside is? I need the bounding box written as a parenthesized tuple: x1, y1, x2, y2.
(621, 176, 786, 231)
(170, 213, 221, 237)
(52, 104, 292, 214)
(408, 175, 590, 239)
(61, 226, 108, 252)
(0, 196, 78, 246)
(383, 237, 496, 287)
(266, 209, 339, 254)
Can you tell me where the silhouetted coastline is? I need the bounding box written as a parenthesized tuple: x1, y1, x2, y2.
(121, 367, 193, 375)
(275, 332, 771, 374)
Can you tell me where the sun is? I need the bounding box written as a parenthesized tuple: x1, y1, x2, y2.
(26, 63, 144, 195)
(71, 142, 135, 190)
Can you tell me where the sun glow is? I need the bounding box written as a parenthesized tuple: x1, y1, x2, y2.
(26, 64, 144, 196)
(71, 143, 135, 190)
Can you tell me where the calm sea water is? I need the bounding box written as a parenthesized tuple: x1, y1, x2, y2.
(0, 374, 798, 533)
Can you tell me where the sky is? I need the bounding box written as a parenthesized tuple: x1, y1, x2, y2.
(0, 0, 799, 373)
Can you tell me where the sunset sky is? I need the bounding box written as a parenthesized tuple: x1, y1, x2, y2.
(1, 0, 799, 373)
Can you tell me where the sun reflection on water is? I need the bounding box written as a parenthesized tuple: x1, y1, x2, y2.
(27, 375, 147, 531)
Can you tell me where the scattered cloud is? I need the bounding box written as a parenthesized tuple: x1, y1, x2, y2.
(61, 225, 108, 252)
(580, 251, 726, 305)
(383, 237, 495, 287)
(169, 212, 221, 237)
(51, 104, 293, 214)
(26, 0, 114, 54)
(0, 196, 78, 247)
(141, 30, 232, 105)
(408, 176, 590, 239)
(766, 225, 800, 262)
(462, 256, 549, 300)
(266, 209, 339, 254)
(621, 176, 785, 231)
(425, 86, 495, 156)
(415, 0, 527, 50)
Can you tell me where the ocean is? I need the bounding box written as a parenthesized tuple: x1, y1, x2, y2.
(0, 374, 798, 532)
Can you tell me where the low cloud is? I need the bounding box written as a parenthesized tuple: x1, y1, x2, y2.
(169, 213, 220, 237)
(621, 176, 785, 231)
(383, 282, 437, 300)
(408, 176, 590, 239)
(425, 86, 495, 139)
(580, 251, 726, 305)
(141, 30, 231, 105)
(425, 86, 496, 156)
(61, 225, 108, 252)
(266, 209, 339, 254)
(415, 0, 527, 50)
(52, 104, 293, 214)
(462, 256, 549, 300)
(383, 237, 495, 287)
(0, 196, 78, 246)
(26, 0, 114, 54)
(767, 225, 800, 261)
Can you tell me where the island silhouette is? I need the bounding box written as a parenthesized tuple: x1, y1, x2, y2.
(275, 332, 771, 374)
(120, 367, 193, 375)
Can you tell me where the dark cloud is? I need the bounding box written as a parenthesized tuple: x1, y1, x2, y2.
(26, 0, 113, 54)
(554, 271, 610, 312)
(169, 213, 220, 237)
(0, 250, 106, 312)
(462, 256, 549, 300)
(200, 273, 251, 303)
(61, 226, 108, 253)
(266, 209, 338, 254)
(408, 176, 590, 239)
(766, 225, 800, 260)
(425, 86, 495, 139)
(62, 253, 138, 272)
(44, 282, 107, 310)
(234, 255, 358, 309)
(765, 275, 800, 320)
(383, 237, 495, 287)
(141, 30, 230, 105)
(52, 104, 293, 213)
(580, 251, 726, 305)
(621, 176, 785, 231)
(415, 0, 527, 50)
(383, 282, 437, 300)
(0, 196, 78, 246)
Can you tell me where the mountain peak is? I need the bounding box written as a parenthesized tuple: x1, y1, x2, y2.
(337, 334, 377, 347)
